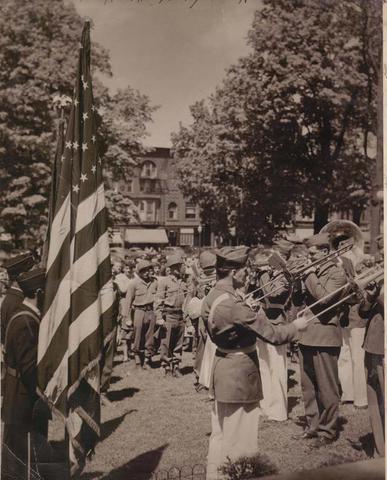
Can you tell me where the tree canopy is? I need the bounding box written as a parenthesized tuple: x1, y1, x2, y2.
(0, 0, 155, 248)
(172, 0, 382, 243)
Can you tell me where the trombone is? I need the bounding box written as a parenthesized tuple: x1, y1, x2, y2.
(296, 264, 384, 322)
(245, 240, 354, 301)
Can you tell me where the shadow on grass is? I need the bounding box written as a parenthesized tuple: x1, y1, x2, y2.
(347, 432, 375, 458)
(180, 366, 194, 376)
(288, 395, 299, 415)
(109, 375, 123, 385)
(106, 387, 140, 402)
(287, 368, 298, 390)
(88, 443, 169, 480)
(101, 409, 138, 442)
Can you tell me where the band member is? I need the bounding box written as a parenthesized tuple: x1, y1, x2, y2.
(256, 240, 293, 422)
(358, 239, 384, 456)
(201, 247, 309, 479)
(1, 267, 51, 479)
(189, 251, 217, 390)
(295, 233, 347, 447)
(1, 253, 35, 345)
(155, 255, 187, 377)
(122, 260, 157, 369)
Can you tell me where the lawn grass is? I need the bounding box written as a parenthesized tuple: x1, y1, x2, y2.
(49, 347, 376, 480)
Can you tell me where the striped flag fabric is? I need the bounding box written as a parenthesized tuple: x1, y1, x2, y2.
(37, 22, 115, 477)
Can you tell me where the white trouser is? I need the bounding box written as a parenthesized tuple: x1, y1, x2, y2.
(199, 337, 217, 389)
(207, 401, 260, 480)
(256, 339, 288, 421)
(338, 327, 367, 407)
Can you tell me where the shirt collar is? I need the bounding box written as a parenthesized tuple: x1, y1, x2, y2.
(22, 299, 40, 317)
(215, 277, 236, 295)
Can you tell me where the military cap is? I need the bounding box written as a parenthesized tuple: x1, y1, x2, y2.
(3, 253, 35, 281)
(136, 259, 153, 273)
(215, 246, 250, 269)
(273, 238, 294, 255)
(199, 251, 216, 270)
(17, 267, 46, 295)
(166, 254, 184, 268)
(305, 233, 330, 249)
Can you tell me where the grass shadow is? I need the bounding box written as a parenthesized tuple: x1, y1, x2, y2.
(99, 443, 169, 480)
(347, 432, 375, 458)
(287, 368, 298, 390)
(109, 375, 122, 385)
(288, 395, 299, 415)
(180, 366, 194, 376)
(101, 409, 138, 443)
(106, 387, 140, 402)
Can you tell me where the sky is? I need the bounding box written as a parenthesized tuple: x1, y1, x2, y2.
(74, 0, 260, 147)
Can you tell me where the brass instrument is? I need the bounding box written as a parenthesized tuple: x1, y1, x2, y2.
(245, 241, 354, 301)
(297, 264, 384, 321)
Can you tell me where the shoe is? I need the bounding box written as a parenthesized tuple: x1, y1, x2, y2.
(143, 359, 151, 371)
(173, 367, 183, 378)
(308, 436, 336, 449)
(162, 366, 171, 377)
(291, 430, 318, 440)
(195, 384, 207, 393)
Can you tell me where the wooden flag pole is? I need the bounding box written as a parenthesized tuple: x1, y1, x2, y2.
(27, 432, 31, 480)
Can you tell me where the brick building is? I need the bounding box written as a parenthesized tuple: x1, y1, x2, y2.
(113, 147, 205, 248)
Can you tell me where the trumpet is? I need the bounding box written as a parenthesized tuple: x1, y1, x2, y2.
(297, 264, 384, 322)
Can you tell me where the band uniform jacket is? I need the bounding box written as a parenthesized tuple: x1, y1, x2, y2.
(154, 275, 188, 320)
(0, 286, 24, 345)
(2, 302, 40, 427)
(298, 261, 347, 348)
(201, 279, 298, 403)
(257, 271, 291, 325)
(359, 286, 384, 356)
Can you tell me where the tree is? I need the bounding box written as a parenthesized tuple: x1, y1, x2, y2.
(0, 0, 155, 248)
(172, 0, 382, 242)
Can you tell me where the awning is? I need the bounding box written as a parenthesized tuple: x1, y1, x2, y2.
(125, 228, 169, 245)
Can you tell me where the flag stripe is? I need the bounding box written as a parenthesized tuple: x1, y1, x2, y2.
(73, 207, 108, 263)
(69, 279, 114, 357)
(43, 233, 71, 315)
(75, 183, 105, 234)
(38, 258, 111, 385)
(46, 194, 71, 271)
(38, 272, 71, 363)
(68, 304, 115, 385)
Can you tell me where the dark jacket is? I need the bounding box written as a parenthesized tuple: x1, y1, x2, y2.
(359, 286, 384, 356)
(298, 261, 347, 348)
(201, 278, 297, 403)
(2, 303, 40, 426)
(257, 270, 291, 325)
(0, 286, 24, 345)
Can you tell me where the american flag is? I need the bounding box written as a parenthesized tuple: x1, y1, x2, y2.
(37, 22, 115, 477)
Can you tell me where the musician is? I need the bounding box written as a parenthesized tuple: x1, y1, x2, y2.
(2, 268, 52, 479)
(358, 246, 384, 456)
(201, 247, 309, 480)
(255, 240, 293, 422)
(295, 232, 347, 447)
(189, 251, 217, 391)
(1, 253, 36, 346)
(122, 260, 157, 369)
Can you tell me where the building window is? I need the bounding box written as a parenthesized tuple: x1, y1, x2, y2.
(141, 161, 157, 179)
(168, 202, 178, 220)
(185, 203, 196, 219)
(127, 180, 133, 193)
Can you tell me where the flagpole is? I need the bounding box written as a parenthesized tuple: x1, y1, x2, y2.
(27, 432, 31, 480)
